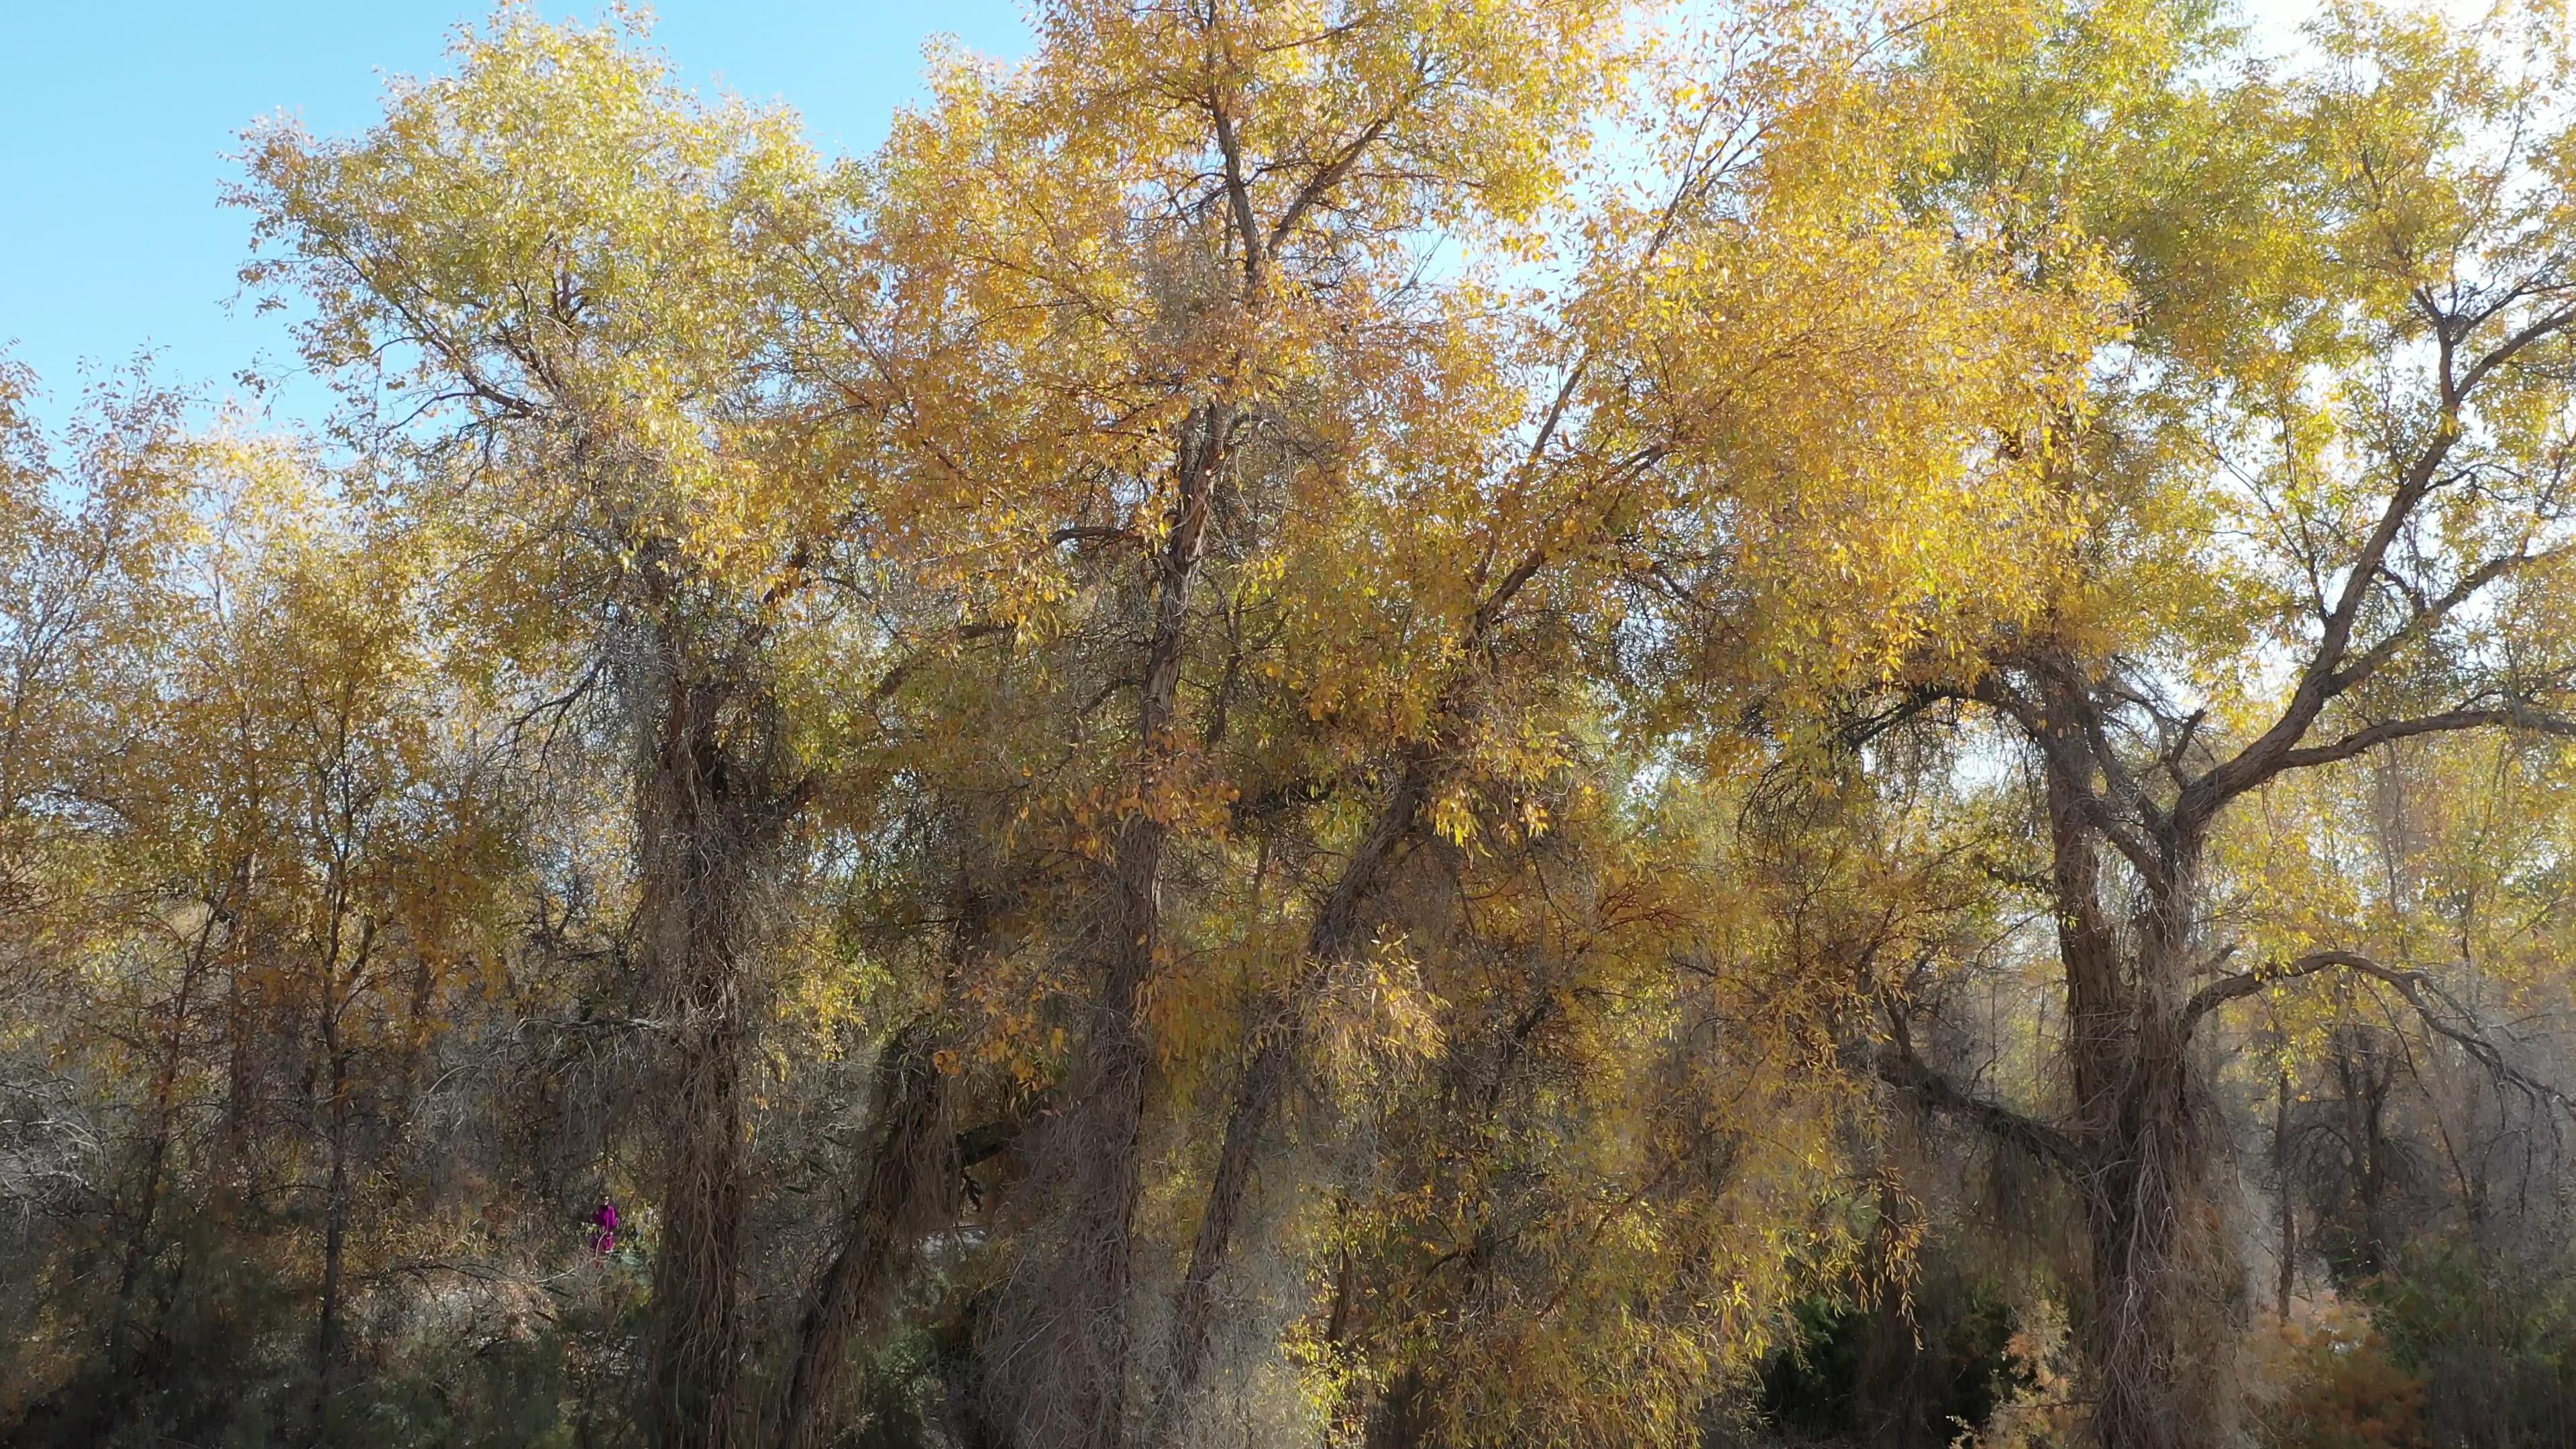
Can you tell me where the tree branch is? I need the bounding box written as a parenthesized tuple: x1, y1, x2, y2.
(2269, 701, 2576, 773)
(2189, 303, 2576, 820)
(1266, 108, 1400, 256)
(1208, 93, 1265, 292)
(1968, 672, 2165, 885)
(2324, 545, 2567, 696)
(2186, 949, 2576, 1116)
(2456, 304, 2576, 398)
(1876, 1015, 2086, 1174)
(2184, 949, 2372, 1026)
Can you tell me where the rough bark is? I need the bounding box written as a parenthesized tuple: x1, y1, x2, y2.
(2062, 752, 2228, 1449)
(996, 405, 1227, 1449)
(1878, 669, 2244, 1449)
(2275, 1071, 2296, 1322)
(639, 661, 796, 1449)
(649, 997, 749, 1449)
(1362, 1368, 1437, 1449)
(772, 1020, 959, 1449)
(2076, 998, 2223, 1449)
(315, 1036, 353, 1423)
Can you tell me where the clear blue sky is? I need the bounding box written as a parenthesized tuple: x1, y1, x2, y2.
(1, 2, 1029, 432)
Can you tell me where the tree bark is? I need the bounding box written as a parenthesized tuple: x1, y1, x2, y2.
(2065, 777, 2231, 1449)
(772, 1023, 957, 1449)
(648, 991, 749, 1449)
(311, 909, 374, 1441)
(315, 1034, 353, 1425)
(1362, 1368, 1437, 1449)
(1902, 686, 2242, 1449)
(1147, 753, 1428, 1444)
(1000, 405, 1227, 1449)
(111, 910, 221, 1373)
(2076, 998, 2224, 1449)
(641, 664, 792, 1449)
(1893, 286, 2576, 1449)
(2275, 1070, 2296, 1322)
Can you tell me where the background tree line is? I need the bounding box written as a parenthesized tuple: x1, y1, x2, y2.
(7, 1, 2576, 1446)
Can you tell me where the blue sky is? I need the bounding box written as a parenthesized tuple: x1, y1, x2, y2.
(1, 2, 1029, 432)
(0, 0, 2366, 436)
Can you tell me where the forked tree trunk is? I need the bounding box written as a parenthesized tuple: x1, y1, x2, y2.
(2065, 798, 2235, 1449)
(2019, 740, 2240, 1449)
(1148, 755, 1428, 1444)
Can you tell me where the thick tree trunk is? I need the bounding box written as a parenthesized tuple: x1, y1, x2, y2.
(1050, 841, 1159, 1448)
(773, 883, 991, 1448)
(2042, 741, 2235, 1449)
(639, 665, 789, 1449)
(649, 996, 749, 1449)
(1362, 1368, 1437, 1449)
(1000, 405, 1226, 1449)
(2078, 1002, 2229, 1449)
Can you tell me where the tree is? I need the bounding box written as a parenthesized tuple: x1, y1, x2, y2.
(1855, 3, 2576, 1444)
(238, 17, 857, 1445)
(16, 3, 2576, 1447)
(832, 4, 1631, 1442)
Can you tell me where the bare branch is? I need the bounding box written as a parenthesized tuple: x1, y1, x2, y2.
(2269, 702, 2576, 773)
(1968, 673, 2166, 884)
(1876, 1015, 2087, 1173)
(2184, 949, 2373, 1026)
(2186, 949, 2576, 1115)
(2326, 545, 2569, 696)
(1051, 525, 1144, 548)
(2456, 304, 2576, 399)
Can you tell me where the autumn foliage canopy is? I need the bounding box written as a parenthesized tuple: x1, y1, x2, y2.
(9, 1, 2576, 1447)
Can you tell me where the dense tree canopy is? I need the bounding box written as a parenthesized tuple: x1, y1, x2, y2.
(7, 2, 2576, 1448)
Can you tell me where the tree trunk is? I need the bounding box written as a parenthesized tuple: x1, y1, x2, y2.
(649, 996, 748, 1449)
(111, 1118, 172, 1368)
(773, 1025, 955, 1449)
(111, 928, 213, 1372)
(998, 406, 1226, 1449)
(2275, 1070, 2296, 1322)
(640, 665, 788, 1449)
(1362, 1368, 1437, 1449)
(2078, 1002, 2228, 1449)
(1046, 855, 1157, 1449)
(315, 1036, 353, 1428)
(2047, 742, 2235, 1449)
(1148, 754, 1428, 1444)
